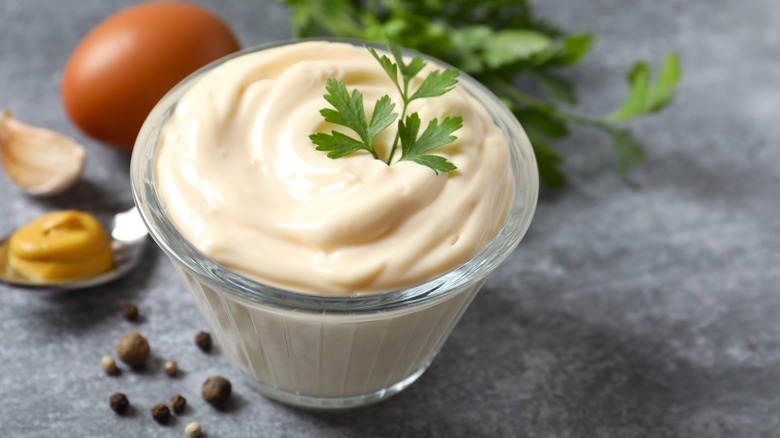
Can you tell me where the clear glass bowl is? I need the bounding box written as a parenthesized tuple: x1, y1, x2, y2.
(130, 39, 538, 409)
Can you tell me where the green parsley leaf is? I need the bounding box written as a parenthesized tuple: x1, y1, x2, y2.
(367, 47, 400, 91)
(646, 53, 681, 112)
(387, 39, 424, 80)
(398, 112, 421, 157)
(405, 58, 427, 81)
(398, 113, 461, 174)
(319, 78, 370, 144)
(608, 127, 645, 176)
(606, 63, 651, 122)
(368, 95, 398, 144)
(411, 69, 460, 101)
(448, 25, 494, 74)
(607, 53, 682, 121)
(398, 113, 458, 174)
(484, 29, 551, 69)
(311, 78, 398, 160)
(310, 131, 372, 159)
(540, 33, 595, 67)
(406, 154, 457, 174)
(408, 116, 462, 156)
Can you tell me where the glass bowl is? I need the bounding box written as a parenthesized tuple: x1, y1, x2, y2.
(130, 39, 538, 409)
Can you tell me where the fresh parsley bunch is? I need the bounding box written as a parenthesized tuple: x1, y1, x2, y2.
(283, 0, 682, 187)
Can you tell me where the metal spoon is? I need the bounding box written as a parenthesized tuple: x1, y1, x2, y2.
(0, 208, 148, 290)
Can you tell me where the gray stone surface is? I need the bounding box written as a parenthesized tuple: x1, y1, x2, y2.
(1, 0, 779, 436)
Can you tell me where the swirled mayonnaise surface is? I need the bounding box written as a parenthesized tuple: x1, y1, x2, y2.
(156, 41, 513, 294)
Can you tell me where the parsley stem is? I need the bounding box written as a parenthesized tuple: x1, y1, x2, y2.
(386, 84, 410, 164)
(496, 81, 639, 147)
(491, 79, 611, 129)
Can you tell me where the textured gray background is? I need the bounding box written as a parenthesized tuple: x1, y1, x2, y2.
(1, 0, 779, 437)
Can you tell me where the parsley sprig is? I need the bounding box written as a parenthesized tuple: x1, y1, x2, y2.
(310, 41, 461, 174)
(309, 80, 396, 159)
(285, 0, 682, 187)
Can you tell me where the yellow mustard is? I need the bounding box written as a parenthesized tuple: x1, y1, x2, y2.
(8, 211, 113, 281)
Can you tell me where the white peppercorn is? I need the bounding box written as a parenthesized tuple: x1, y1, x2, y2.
(164, 360, 178, 377)
(184, 421, 202, 438)
(101, 356, 118, 375)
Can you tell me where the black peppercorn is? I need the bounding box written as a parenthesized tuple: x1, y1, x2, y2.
(109, 393, 129, 414)
(202, 375, 231, 406)
(150, 403, 170, 424)
(170, 394, 187, 415)
(194, 331, 212, 352)
(122, 303, 139, 321)
(116, 332, 150, 367)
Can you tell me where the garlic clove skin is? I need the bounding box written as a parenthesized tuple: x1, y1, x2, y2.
(0, 109, 86, 197)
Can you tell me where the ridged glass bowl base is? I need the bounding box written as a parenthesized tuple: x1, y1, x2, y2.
(240, 360, 432, 409)
(173, 265, 484, 409)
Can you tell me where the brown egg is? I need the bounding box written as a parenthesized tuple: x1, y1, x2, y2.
(61, 1, 240, 151)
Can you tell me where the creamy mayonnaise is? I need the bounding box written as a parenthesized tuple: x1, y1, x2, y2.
(156, 41, 513, 294)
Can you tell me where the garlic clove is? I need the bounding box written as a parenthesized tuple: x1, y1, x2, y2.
(0, 109, 86, 197)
